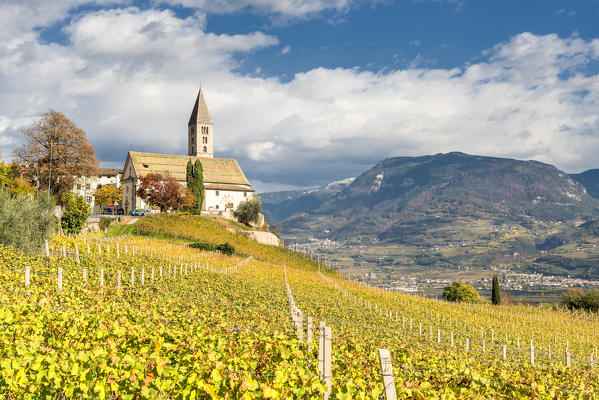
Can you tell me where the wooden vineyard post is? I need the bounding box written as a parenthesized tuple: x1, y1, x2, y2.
(25, 266, 30, 288)
(57, 267, 63, 292)
(100, 269, 104, 294)
(296, 310, 303, 341)
(307, 317, 313, 349)
(117, 271, 122, 290)
(323, 326, 332, 400)
(45, 240, 49, 257)
(378, 349, 397, 400)
(82, 269, 87, 288)
(318, 322, 326, 379)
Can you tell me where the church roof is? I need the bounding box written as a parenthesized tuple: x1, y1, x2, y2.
(188, 88, 213, 126)
(127, 151, 251, 186)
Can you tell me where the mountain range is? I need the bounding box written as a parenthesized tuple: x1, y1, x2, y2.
(261, 152, 599, 279)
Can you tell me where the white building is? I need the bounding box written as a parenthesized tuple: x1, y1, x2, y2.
(120, 88, 255, 215)
(72, 168, 122, 211)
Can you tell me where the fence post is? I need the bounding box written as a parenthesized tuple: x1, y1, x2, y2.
(378, 348, 397, 400)
(25, 266, 30, 288)
(57, 267, 63, 292)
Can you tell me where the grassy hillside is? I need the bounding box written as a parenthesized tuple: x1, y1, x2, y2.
(1, 217, 599, 398)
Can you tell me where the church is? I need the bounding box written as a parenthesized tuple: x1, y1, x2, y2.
(121, 89, 255, 215)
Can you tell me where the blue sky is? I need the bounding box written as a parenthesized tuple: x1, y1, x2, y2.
(1, 0, 599, 191)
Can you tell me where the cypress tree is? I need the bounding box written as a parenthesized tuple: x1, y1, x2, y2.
(193, 159, 204, 213)
(491, 274, 501, 305)
(185, 159, 204, 214)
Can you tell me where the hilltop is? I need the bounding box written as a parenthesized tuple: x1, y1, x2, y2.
(262, 152, 599, 282)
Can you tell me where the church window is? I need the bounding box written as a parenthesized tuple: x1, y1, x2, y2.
(215, 205, 219, 209)
(203, 146, 207, 153)
(192, 136, 195, 144)
(216, 191, 219, 196)
(243, 192, 247, 198)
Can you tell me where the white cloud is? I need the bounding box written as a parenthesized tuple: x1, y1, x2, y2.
(281, 45, 291, 55)
(1, 3, 599, 189)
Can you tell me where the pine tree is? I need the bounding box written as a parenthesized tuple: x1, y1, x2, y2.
(491, 274, 501, 305)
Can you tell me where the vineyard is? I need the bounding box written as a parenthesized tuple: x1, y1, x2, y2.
(1, 214, 599, 399)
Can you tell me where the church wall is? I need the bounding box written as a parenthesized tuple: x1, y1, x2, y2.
(205, 189, 254, 213)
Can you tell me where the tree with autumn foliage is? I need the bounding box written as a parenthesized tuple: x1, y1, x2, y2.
(136, 173, 186, 212)
(14, 110, 99, 198)
(94, 185, 123, 211)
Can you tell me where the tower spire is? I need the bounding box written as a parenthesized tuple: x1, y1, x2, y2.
(188, 88, 214, 158)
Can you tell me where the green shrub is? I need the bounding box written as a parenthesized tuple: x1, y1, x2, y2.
(0, 188, 56, 254)
(442, 281, 480, 303)
(562, 288, 599, 312)
(61, 193, 91, 235)
(190, 241, 217, 251)
(99, 217, 113, 231)
(234, 197, 261, 225)
(216, 242, 235, 255)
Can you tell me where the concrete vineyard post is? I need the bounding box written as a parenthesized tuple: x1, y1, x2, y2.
(151, 267, 155, 282)
(296, 310, 303, 341)
(530, 339, 535, 365)
(466, 338, 470, 352)
(378, 349, 397, 400)
(25, 266, 30, 288)
(141, 268, 145, 286)
(160, 266, 163, 278)
(131, 267, 135, 287)
(503, 345, 507, 360)
(75, 243, 80, 264)
(117, 271, 122, 290)
(100, 269, 104, 294)
(82, 269, 87, 287)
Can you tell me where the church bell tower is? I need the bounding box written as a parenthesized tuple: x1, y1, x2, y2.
(188, 88, 214, 158)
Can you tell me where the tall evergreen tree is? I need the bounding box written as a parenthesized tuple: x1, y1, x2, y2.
(491, 274, 501, 305)
(186, 159, 204, 214)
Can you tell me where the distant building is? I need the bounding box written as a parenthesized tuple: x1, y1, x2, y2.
(121, 88, 255, 214)
(72, 168, 122, 211)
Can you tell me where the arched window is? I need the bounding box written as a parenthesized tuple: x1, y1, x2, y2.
(203, 146, 207, 153)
